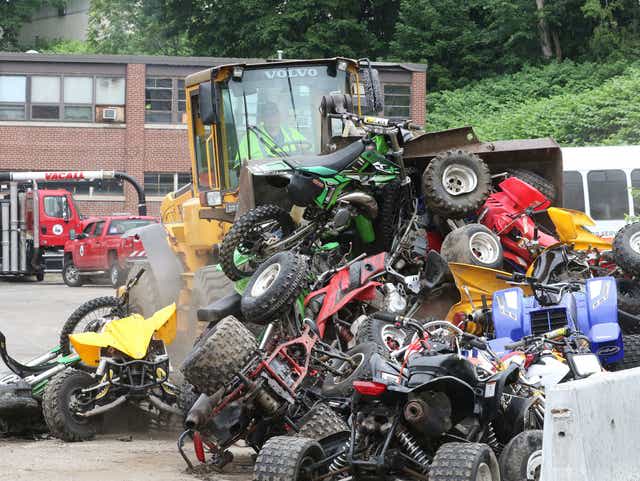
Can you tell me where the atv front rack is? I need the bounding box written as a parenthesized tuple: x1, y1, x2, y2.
(103, 356, 170, 391)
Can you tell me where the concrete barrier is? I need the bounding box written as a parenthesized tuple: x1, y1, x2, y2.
(541, 367, 640, 481)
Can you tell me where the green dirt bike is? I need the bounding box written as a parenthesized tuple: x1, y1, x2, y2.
(220, 112, 421, 281)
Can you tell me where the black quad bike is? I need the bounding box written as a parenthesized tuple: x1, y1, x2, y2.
(177, 311, 379, 469)
(253, 314, 542, 481)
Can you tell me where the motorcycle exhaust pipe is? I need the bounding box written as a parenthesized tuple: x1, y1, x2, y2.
(336, 192, 378, 219)
(184, 393, 216, 429)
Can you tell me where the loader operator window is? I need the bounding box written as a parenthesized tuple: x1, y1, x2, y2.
(221, 65, 349, 164)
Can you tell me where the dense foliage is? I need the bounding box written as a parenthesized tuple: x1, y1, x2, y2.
(427, 60, 640, 145)
(2, 0, 640, 145)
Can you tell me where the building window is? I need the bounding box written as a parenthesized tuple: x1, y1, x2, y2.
(0, 75, 125, 122)
(63, 77, 93, 121)
(587, 169, 628, 220)
(562, 171, 585, 212)
(0, 75, 27, 120)
(96, 77, 125, 105)
(383, 84, 411, 118)
(144, 172, 192, 196)
(145, 78, 187, 123)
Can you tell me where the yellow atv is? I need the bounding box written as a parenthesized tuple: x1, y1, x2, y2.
(42, 304, 182, 441)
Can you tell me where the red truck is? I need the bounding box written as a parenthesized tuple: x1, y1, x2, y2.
(0, 170, 148, 281)
(62, 215, 158, 287)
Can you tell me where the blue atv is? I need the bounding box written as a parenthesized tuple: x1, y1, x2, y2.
(488, 273, 623, 367)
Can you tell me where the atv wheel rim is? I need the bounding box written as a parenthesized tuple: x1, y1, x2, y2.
(630, 231, 640, 255)
(251, 262, 282, 297)
(66, 265, 79, 283)
(442, 164, 478, 196)
(469, 232, 500, 265)
(476, 462, 494, 481)
(380, 324, 408, 351)
(526, 449, 543, 480)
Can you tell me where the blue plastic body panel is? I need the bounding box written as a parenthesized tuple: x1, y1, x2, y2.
(491, 276, 623, 364)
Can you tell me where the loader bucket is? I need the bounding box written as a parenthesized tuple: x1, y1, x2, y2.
(404, 126, 563, 205)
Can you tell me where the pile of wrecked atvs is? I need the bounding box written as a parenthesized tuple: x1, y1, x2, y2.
(4, 111, 640, 481)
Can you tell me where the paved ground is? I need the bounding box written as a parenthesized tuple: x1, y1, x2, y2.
(0, 276, 252, 481)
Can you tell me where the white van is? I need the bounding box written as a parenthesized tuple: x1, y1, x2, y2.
(562, 145, 640, 237)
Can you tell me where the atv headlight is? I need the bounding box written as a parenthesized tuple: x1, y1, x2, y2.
(200, 190, 222, 207)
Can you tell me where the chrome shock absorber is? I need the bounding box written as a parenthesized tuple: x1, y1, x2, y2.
(486, 423, 503, 457)
(328, 441, 350, 476)
(395, 427, 430, 472)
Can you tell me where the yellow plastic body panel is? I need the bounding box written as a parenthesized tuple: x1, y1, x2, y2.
(69, 304, 177, 366)
(445, 263, 532, 320)
(547, 207, 612, 251)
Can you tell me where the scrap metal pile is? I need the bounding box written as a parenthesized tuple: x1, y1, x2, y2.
(4, 96, 640, 481)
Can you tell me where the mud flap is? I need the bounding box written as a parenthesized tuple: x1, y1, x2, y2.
(135, 223, 184, 303)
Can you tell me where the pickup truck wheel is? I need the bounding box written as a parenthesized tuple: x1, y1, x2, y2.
(109, 262, 124, 289)
(62, 260, 83, 287)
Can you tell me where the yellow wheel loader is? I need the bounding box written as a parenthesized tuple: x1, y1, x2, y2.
(125, 57, 562, 363)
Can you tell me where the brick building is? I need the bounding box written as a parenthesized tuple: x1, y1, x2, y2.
(0, 53, 427, 216)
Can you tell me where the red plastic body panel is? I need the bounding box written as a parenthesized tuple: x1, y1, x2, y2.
(480, 177, 557, 267)
(304, 252, 387, 337)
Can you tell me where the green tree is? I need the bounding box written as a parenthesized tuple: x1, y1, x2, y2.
(87, 0, 192, 55)
(164, 0, 399, 59)
(0, 0, 63, 51)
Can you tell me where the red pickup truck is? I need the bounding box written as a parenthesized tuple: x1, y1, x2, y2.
(62, 215, 158, 287)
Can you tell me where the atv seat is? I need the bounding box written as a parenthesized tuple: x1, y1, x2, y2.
(287, 139, 365, 174)
(197, 293, 242, 325)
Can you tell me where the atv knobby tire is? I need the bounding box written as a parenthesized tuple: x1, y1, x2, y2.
(59, 296, 125, 368)
(616, 334, 640, 371)
(180, 315, 257, 395)
(430, 442, 500, 481)
(616, 278, 640, 334)
(422, 150, 491, 218)
(355, 316, 411, 355)
(241, 251, 309, 324)
(126, 261, 162, 317)
(499, 429, 543, 481)
(42, 368, 97, 442)
(506, 169, 556, 203)
(440, 223, 503, 269)
(613, 222, 640, 276)
(295, 402, 348, 440)
(220, 204, 296, 281)
(322, 342, 378, 397)
(254, 436, 325, 481)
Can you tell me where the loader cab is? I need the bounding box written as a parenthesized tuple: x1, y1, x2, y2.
(184, 58, 366, 210)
